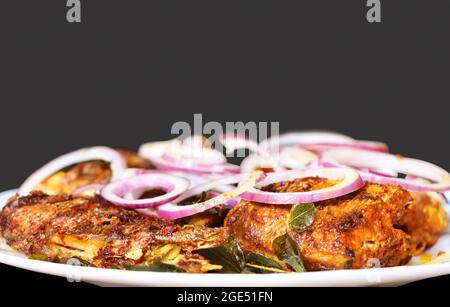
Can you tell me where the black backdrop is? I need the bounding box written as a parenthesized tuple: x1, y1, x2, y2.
(1, 0, 449, 287)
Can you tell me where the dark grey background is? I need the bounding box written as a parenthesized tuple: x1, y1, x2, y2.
(1, 0, 449, 287)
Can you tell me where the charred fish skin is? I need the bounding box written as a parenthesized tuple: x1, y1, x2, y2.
(225, 177, 448, 271)
(0, 192, 229, 273)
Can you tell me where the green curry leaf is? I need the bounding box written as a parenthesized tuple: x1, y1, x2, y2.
(195, 237, 245, 273)
(125, 261, 182, 272)
(245, 252, 284, 269)
(272, 234, 305, 272)
(245, 263, 287, 273)
(288, 203, 315, 232)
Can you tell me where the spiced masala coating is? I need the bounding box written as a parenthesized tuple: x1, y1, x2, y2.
(225, 177, 448, 271)
(0, 192, 229, 272)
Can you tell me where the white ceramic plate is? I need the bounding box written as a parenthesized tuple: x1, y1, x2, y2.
(0, 189, 449, 287)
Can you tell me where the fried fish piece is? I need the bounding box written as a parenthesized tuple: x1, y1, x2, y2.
(225, 177, 447, 271)
(34, 161, 112, 195)
(33, 149, 151, 195)
(0, 192, 229, 272)
(400, 191, 448, 255)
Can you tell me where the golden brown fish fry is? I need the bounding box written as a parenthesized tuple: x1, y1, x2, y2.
(225, 177, 447, 271)
(0, 192, 228, 272)
(32, 149, 151, 195)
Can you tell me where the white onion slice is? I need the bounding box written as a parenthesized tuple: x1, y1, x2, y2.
(139, 171, 264, 219)
(18, 147, 126, 196)
(321, 149, 450, 192)
(101, 173, 189, 209)
(240, 168, 364, 204)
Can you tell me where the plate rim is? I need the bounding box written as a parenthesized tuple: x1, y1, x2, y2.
(1, 250, 450, 287)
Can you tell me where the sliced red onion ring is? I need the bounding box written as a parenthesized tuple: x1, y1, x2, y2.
(240, 154, 285, 173)
(259, 131, 388, 153)
(101, 173, 189, 209)
(278, 146, 318, 169)
(166, 137, 226, 164)
(360, 167, 398, 178)
(219, 132, 268, 156)
(151, 158, 240, 174)
(259, 131, 354, 151)
(161, 150, 226, 168)
(404, 176, 449, 204)
(206, 191, 241, 208)
(117, 168, 229, 188)
(301, 140, 388, 153)
(319, 160, 397, 178)
(139, 171, 264, 219)
(321, 149, 450, 192)
(114, 168, 161, 179)
(19, 147, 126, 196)
(240, 168, 364, 204)
(73, 184, 104, 196)
(138, 140, 236, 174)
(405, 175, 426, 182)
(444, 192, 449, 204)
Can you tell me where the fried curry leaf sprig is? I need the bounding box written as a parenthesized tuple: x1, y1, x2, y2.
(244, 252, 286, 273)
